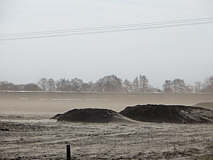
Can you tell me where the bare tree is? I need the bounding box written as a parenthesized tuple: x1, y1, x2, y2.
(202, 76, 213, 92)
(139, 75, 149, 91)
(95, 75, 123, 92)
(173, 79, 186, 93)
(163, 80, 173, 92)
(38, 78, 48, 91)
(123, 79, 132, 92)
(70, 78, 83, 92)
(133, 77, 139, 91)
(56, 79, 71, 91)
(163, 79, 188, 93)
(47, 78, 56, 91)
(194, 81, 202, 93)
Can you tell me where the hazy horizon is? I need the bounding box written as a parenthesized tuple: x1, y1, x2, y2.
(1, 0, 213, 88)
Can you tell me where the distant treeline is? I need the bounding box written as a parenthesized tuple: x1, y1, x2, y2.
(0, 74, 213, 93)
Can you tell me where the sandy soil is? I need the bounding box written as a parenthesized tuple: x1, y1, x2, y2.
(0, 92, 213, 114)
(1, 114, 213, 160)
(0, 92, 213, 159)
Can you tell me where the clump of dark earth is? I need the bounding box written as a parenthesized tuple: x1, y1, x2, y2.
(0, 128, 9, 131)
(0, 121, 48, 132)
(51, 114, 62, 119)
(52, 108, 134, 123)
(120, 104, 213, 124)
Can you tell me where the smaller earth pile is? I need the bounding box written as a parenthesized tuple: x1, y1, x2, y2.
(52, 108, 134, 123)
(120, 104, 213, 124)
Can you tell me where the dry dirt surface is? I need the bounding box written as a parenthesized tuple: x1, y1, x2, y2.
(1, 92, 213, 159)
(1, 114, 213, 160)
(1, 92, 213, 114)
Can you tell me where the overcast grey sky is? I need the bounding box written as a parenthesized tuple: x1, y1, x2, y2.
(0, 0, 213, 88)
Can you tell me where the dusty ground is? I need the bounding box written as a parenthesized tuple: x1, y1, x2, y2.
(0, 92, 213, 159)
(1, 114, 213, 160)
(1, 92, 213, 114)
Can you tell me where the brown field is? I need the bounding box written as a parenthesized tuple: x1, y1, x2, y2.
(0, 91, 213, 114)
(0, 92, 213, 159)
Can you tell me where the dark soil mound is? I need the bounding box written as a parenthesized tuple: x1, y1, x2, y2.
(51, 114, 62, 119)
(120, 104, 213, 124)
(52, 108, 134, 123)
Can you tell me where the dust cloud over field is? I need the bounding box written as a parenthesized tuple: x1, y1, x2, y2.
(1, 92, 213, 159)
(0, 92, 213, 115)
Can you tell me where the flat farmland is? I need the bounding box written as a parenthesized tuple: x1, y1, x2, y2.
(0, 92, 213, 160)
(0, 92, 213, 115)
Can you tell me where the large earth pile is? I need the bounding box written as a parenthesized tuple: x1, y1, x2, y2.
(52, 108, 134, 123)
(52, 105, 213, 124)
(120, 104, 213, 124)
